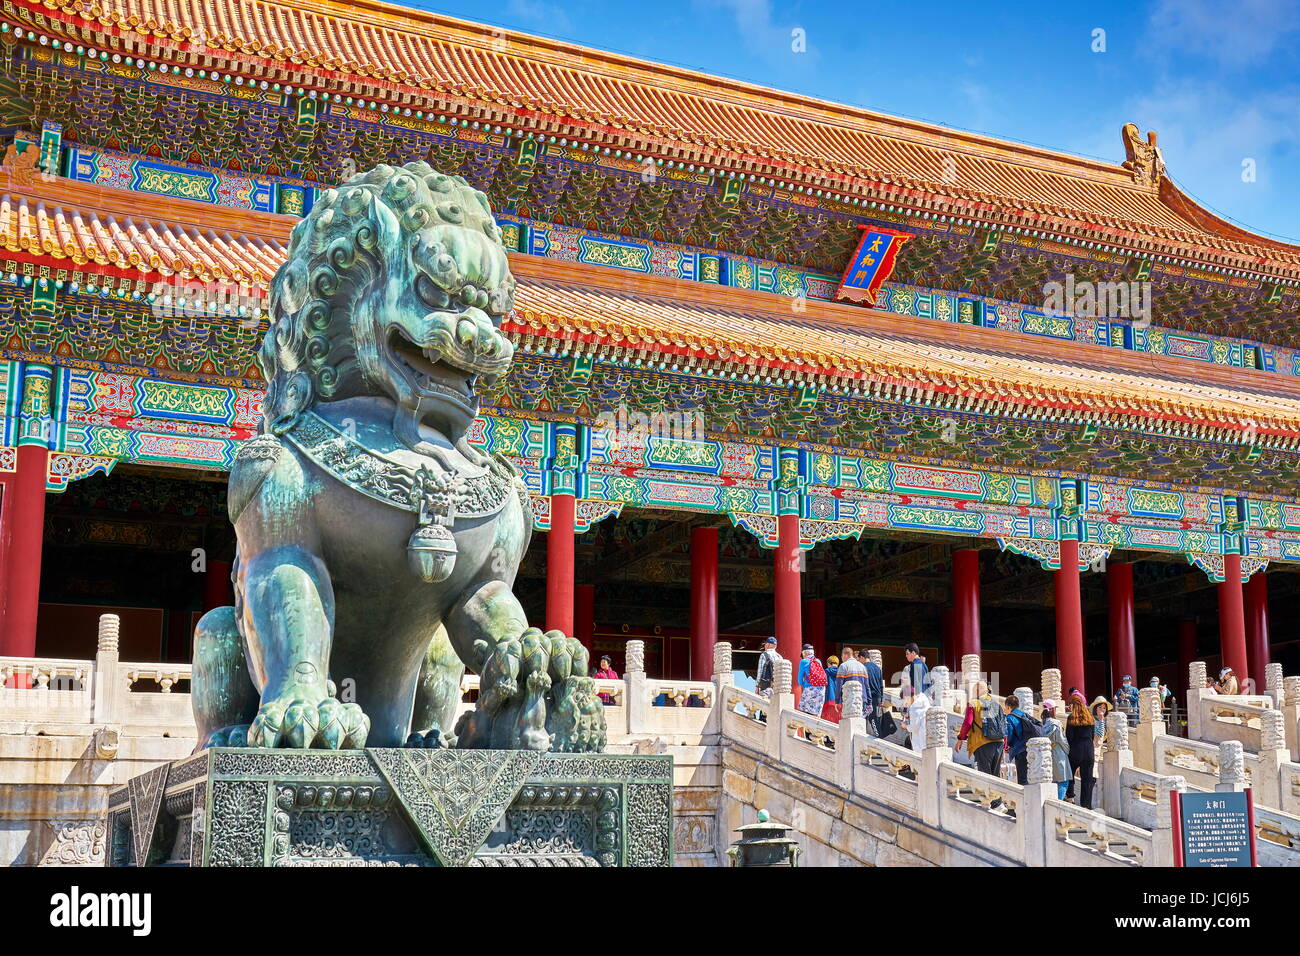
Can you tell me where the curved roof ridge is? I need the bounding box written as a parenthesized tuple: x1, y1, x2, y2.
(8, 0, 1299, 270)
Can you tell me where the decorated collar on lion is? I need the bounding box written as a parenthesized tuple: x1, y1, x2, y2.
(256, 162, 522, 583)
(263, 161, 515, 460)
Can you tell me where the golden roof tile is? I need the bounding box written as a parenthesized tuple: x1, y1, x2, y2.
(11, 0, 1300, 272)
(2, 171, 1298, 439)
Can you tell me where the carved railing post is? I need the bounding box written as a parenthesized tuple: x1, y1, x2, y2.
(766, 656, 794, 761)
(1256, 709, 1288, 808)
(1187, 661, 1208, 740)
(1022, 736, 1054, 866)
(1283, 676, 1300, 709)
(1216, 740, 1247, 793)
(929, 665, 952, 709)
(92, 613, 121, 725)
(1152, 774, 1187, 867)
(918, 703, 952, 829)
(1283, 676, 1300, 761)
(1014, 686, 1036, 717)
(836, 681, 865, 790)
(961, 653, 981, 700)
(1132, 686, 1165, 772)
(1102, 710, 1133, 819)
(1040, 668, 1062, 708)
(712, 641, 733, 687)
(705, 641, 732, 736)
(1265, 662, 1284, 708)
(624, 639, 646, 736)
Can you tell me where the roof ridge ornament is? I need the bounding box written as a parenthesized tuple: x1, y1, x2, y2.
(1121, 123, 1166, 188)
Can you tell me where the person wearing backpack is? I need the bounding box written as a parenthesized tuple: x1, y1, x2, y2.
(956, 681, 1005, 777)
(797, 644, 828, 716)
(1002, 693, 1046, 785)
(755, 636, 780, 699)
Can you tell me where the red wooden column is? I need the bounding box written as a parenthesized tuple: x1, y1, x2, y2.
(1177, 619, 1198, 694)
(575, 585, 595, 657)
(1055, 539, 1085, 695)
(1217, 553, 1248, 687)
(2, 443, 49, 657)
(0, 472, 13, 636)
(545, 493, 576, 636)
(803, 598, 826, 662)
(951, 549, 981, 660)
(941, 606, 957, 673)
(688, 526, 718, 680)
(1107, 561, 1137, 694)
(1245, 572, 1270, 693)
(773, 513, 802, 664)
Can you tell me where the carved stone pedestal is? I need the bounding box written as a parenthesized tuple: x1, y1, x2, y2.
(107, 749, 673, 867)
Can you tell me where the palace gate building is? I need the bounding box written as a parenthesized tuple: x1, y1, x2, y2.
(1, 0, 1299, 698)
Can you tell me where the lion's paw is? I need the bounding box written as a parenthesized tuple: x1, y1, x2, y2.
(548, 677, 607, 753)
(248, 694, 369, 749)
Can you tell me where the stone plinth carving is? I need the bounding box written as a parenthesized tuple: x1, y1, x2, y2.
(924, 706, 949, 750)
(1261, 709, 1286, 753)
(1285, 677, 1300, 709)
(930, 666, 951, 699)
(110, 749, 673, 867)
(1138, 687, 1162, 724)
(1154, 775, 1185, 829)
(1189, 661, 1207, 694)
(1026, 737, 1052, 785)
(866, 649, 882, 670)
(1266, 663, 1284, 699)
(842, 681, 863, 720)
(1040, 668, 1062, 706)
(1014, 686, 1035, 710)
(774, 659, 792, 696)
(1218, 741, 1245, 787)
(1105, 711, 1130, 752)
(625, 640, 645, 675)
(961, 654, 981, 682)
(712, 642, 732, 679)
(97, 613, 120, 653)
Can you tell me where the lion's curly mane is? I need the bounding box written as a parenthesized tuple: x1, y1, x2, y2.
(260, 162, 515, 434)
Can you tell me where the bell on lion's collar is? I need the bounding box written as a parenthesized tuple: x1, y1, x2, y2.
(407, 523, 457, 583)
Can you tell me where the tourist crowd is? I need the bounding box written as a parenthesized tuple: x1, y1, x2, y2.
(772, 643, 1223, 811)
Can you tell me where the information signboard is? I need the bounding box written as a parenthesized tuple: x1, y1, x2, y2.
(1170, 790, 1256, 867)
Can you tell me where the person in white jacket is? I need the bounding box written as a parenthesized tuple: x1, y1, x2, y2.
(903, 686, 932, 754)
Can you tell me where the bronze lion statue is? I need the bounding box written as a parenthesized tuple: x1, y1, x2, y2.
(190, 162, 606, 753)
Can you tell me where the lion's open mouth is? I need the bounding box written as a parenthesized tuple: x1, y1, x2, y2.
(389, 329, 479, 408)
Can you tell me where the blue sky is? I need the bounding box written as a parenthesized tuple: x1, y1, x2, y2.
(403, 0, 1300, 243)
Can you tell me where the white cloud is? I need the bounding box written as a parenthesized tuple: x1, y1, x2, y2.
(505, 0, 574, 35)
(1147, 0, 1300, 68)
(694, 0, 818, 71)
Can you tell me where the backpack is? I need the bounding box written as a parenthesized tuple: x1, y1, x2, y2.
(1019, 712, 1046, 740)
(807, 658, 827, 687)
(978, 696, 1006, 741)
